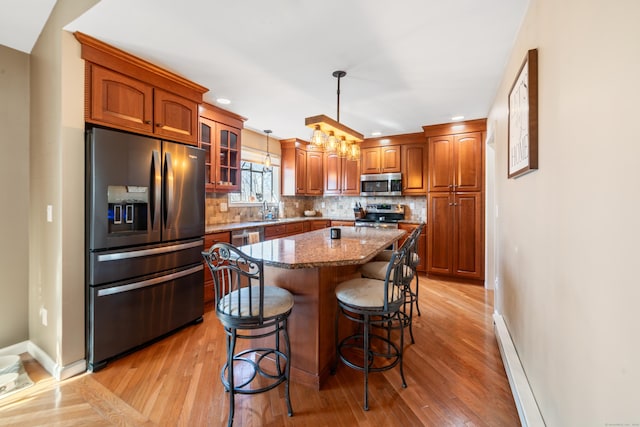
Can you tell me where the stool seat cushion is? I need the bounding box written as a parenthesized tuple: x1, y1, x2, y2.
(361, 261, 413, 281)
(219, 285, 294, 318)
(335, 277, 395, 308)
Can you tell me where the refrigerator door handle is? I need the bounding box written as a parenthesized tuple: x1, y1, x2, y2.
(96, 239, 204, 262)
(151, 150, 161, 229)
(164, 151, 174, 228)
(96, 264, 203, 297)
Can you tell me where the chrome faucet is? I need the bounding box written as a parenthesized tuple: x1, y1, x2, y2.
(262, 200, 274, 220)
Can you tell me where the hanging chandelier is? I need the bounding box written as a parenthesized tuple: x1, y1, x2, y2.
(263, 129, 273, 172)
(305, 70, 362, 160)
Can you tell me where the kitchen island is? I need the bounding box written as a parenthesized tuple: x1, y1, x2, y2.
(238, 226, 405, 389)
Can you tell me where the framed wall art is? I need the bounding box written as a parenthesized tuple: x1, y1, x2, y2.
(508, 48, 538, 178)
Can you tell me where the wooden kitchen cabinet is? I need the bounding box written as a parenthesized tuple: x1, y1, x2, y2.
(88, 64, 198, 144)
(324, 151, 360, 196)
(203, 231, 231, 303)
(330, 220, 355, 226)
(427, 132, 483, 193)
(281, 139, 323, 196)
(427, 192, 483, 279)
(401, 143, 427, 195)
(199, 103, 245, 193)
(77, 32, 207, 146)
(361, 146, 401, 174)
(264, 221, 305, 240)
(423, 119, 485, 282)
(307, 220, 331, 231)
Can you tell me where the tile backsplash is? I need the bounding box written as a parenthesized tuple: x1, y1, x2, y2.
(205, 193, 427, 226)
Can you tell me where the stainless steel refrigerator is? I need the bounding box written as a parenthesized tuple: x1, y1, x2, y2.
(86, 127, 205, 371)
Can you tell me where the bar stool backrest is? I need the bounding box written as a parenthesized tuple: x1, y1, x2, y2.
(382, 244, 410, 312)
(202, 242, 265, 327)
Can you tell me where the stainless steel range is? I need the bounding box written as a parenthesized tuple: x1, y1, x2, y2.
(354, 204, 405, 229)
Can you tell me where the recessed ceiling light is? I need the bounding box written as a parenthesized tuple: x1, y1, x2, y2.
(371, 131, 382, 137)
(451, 115, 464, 121)
(216, 98, 231, 105)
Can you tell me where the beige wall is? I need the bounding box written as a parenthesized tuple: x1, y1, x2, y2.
(489, 0, 640, 424)
(29, 0, 98, 375)
(0, 45, 30, 348)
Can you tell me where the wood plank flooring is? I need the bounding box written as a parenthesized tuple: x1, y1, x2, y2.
(0, 276, 521, 426)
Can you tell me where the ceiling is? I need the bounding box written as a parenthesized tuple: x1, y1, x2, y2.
(3, 0, 529, 141)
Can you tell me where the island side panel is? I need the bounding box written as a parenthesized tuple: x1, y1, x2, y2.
(264, 263, 361, 389)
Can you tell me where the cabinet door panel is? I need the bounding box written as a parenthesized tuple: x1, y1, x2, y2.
(215, 124, 241, 192)
(428, 135, 454, 192)
(324, 152, 342, 195)
(199, 118, 215, 190)
(154, 89, 198, 144)
(342, 157, 360, 195)
(427, 193, 453, 275)
(402, 143, 427, 194)
(381, 146, 401, 173)
(453, 193, 483, 279)
(295, 149, 307, 194)
(361, 148, 381, 174)
(306, 150, 324, 195)
(455, 132, 483, 192)
(91, 65, 153, 133)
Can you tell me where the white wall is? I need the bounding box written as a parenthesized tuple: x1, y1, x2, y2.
(0, 45, 30, 348)
(489, 0, 640, 425)
(29, 0, 98, 377)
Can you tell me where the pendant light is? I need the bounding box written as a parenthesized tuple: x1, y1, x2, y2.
(263, 129, 273, 172)
(305, 70, 363, 153)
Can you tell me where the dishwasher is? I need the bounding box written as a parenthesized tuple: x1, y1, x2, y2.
(231, 227, 264, 246)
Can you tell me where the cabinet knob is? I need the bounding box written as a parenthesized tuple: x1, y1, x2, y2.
(144, 120, 151, 124)
(156, 123, 162, 127)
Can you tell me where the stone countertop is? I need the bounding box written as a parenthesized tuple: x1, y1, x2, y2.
(234, 227, 406, 269)
(205, 217, 424, 234)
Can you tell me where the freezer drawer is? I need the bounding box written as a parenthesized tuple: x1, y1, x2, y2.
(88, 238, 204, 286)
(87, 264, 204, 371)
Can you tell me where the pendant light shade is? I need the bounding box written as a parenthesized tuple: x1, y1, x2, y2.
(263, 129, 272, 172)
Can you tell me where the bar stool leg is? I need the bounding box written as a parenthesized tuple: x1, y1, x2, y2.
(415, 274, 421, 316)
(226, 328, 237, 427)
(283, 318, 293, 417)
(363, 313, 370, 411)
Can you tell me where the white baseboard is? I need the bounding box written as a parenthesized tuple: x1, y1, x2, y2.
(1, 341, 86, 381)
(493, 313, 546, 427)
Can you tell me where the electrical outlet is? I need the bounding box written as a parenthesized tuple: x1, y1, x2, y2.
(220, 202, 228, 212)
(46, 205, 53, 222)
(321, 202, 325, 208)
(409, 202, 415, 210)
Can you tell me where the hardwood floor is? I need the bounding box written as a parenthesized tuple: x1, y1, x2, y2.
(0, 276, 520, 426)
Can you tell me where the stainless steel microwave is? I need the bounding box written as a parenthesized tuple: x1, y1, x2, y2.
(360, 172, 402, 196)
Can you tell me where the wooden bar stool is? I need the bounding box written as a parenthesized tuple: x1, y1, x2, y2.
(333, 244, 410, 410)
(202, 242, 294, 427)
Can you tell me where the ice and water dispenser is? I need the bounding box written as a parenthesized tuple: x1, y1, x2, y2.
(107, 185, 149, 234)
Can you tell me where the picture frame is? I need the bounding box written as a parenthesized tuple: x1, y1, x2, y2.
(508, 48, 538, 178)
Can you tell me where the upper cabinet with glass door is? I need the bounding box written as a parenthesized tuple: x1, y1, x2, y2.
(198, 103, 246, 193)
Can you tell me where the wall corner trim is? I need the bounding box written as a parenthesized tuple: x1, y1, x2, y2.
(27, 342, 86, 381)
(493, 313, 546, 427)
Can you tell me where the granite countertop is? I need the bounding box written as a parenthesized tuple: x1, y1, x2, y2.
(235, 227, 406, 269)
(205, 217, 424, 234)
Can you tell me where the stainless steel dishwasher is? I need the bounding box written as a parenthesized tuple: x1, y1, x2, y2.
(231, 227, 264, 246)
